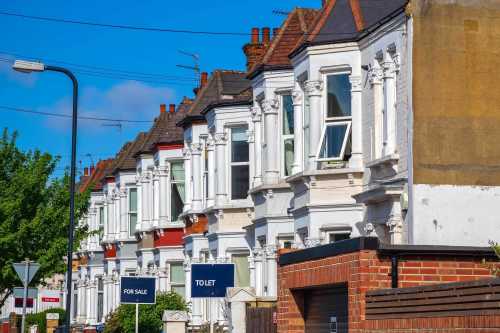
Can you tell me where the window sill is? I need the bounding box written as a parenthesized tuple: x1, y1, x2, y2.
(203, 200, 253, 213)
(365, 153, 399, 170)
(248, 182, 291, 195)
(286, 167, 364, 183)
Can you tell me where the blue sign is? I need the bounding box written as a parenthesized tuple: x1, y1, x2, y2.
(191, 264, 234, 298)
(120, 276, 156, 304)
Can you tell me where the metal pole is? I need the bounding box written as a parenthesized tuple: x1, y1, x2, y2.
(45, 65, 78, 333)
(21, 260, 30, 333)
(135, 303, 139, 333)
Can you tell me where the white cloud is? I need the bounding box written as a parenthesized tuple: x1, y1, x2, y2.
(42, 80, 175, 131)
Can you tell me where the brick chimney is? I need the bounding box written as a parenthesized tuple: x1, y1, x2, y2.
(90, 165, 95, 175)
(243, 27, 266, 72)
(200, 72, 208, 88)
(160, 104, 166, 113)
(84, 167, 89, 176)
(169, 104, 176, 113)
(262, 27, 271, 45)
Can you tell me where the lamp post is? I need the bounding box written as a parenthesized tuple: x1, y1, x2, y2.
(13, 60, 78, 333)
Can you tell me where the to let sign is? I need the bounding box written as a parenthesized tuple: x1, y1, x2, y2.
(191, 264, 234, 298)
(120, 276, 156, 304)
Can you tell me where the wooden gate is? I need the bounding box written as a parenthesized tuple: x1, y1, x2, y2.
(246, 306, 277, 333)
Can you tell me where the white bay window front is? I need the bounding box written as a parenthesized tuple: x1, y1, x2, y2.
(230, 127, 250, 200)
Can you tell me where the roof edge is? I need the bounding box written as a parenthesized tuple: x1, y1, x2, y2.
(201, 100, 253, 115)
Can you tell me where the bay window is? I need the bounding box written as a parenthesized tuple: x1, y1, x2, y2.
(128, 188, 137, 237)
(170, 161, 185, 222)
(317, 74, 352, 162)
(169, 262, 185, 297)
(230, 127, 249, 200)
(282, 94, 294, 176)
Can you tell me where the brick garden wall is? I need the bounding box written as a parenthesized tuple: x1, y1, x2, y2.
(277, 249, 498, 333)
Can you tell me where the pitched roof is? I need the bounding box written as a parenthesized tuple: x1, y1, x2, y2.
(110, 132, 147, 174)
(136, 98, 192, 155)
(291, 0, 408, 56)
(177, 70, 252, 127)
(247, 8, 318, 78)
(78, 159, 113, 193)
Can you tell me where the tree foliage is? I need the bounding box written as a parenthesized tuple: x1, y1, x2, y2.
(103, 292, 188, 333)
(18, 308, 66, 333)
(0, 129, 90, 308)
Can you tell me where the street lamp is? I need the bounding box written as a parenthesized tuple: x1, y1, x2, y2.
(13, 60, 78, 333)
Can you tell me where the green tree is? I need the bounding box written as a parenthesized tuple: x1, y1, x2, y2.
(103, 292, 188, 333)
(0, 129, 90, 308)
(18, 308, 66, 333)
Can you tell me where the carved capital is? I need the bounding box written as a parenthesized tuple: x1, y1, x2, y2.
(304, 237, 321, 248)
(214, 133, 228, 145)
(304, 80, 324, 97)
(251, 106, 262, 122)
(261, 98, 279, 114)
(191, 143, 203, 155)
(368, 61, 383, 85)
(292, 90, 303, 106)
(182, 148, 192, 159)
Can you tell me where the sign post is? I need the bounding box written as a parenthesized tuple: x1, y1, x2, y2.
(13, 260, 40, 333)
(120, 276, 156, 333)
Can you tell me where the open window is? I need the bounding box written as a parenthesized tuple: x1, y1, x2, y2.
(170, 161, 185, 222)
(317, 74, 352, 163)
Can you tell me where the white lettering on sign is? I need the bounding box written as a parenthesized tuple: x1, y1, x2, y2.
(123, 289, 149, 295)
(195, 280, 216, 287)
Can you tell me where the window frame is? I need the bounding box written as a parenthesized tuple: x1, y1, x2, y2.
(169, 261, 185, 297)
(279, 93, 295, 177)
(96, 275, 104, 322)
(128, 188, 138, 237)
(316, 121, 352, 162)
(228, 125, 250, 201)
(316, 72, 353, 162)
(169, 159, 185, 223)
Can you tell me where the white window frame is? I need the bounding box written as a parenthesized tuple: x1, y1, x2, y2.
(169, 261, 185, 296)
(317, 72, 353, 162)
(168, 159, 185, 223)
(228, 125, 250, 201)
(316, 121, 352, 162)
(128, 188, 138, 237)
(279, 93, 294, 177)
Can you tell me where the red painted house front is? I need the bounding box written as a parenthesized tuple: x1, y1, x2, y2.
(154, 228, 184, 247)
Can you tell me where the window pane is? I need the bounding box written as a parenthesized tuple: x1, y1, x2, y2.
(170, 263, 185, 283)
(232, 254, 250, 287)
(129, 188, 137, 211)
(319, 124, 349, 159)
(231, 127, 249, 162)
(99, 207, 104, 226)
(171, 286, 185, 298)
(129, 213, 137, 237)
(171, 183, 184, 221)
(282, 94, 294, 135)
(284, 138, 294, 176)
(171, 162, 185, 181)
(231, 165, 249, 200)
(97, 293, 103, 322)
(327, 75, 351, 118)
(329, 233, 350, 243)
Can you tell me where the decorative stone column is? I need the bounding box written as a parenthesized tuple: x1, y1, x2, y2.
(382, 51, 398, 157)
(207, 136, 216, 207)
(113, 191, 120, 240)
(215, 132, 228, 205)
(304, 80, 323, 171)
(246, 128, 255, 187)
(140, 173, 151, 230)
(265, 245, 278, 297)
(387, 199, 403, 244)
(262, 98, 280, 184)
(119, 188, 127, 239)
(136, 176, 142, 233)
(251, 106, 262, 187)
(158, 267, 168, 292)
(191, 143, 203, 211)
(162, 311, 188, 333)
(158, 165, 169, 226)
(292, 89, 304, 175)
(349, 75, 363, 169)
(252, 249, 263, 296)
(369, 60, 384, 159)
(183, 147, 192, 212)
(113, 272, 120, 311)
(153, 169, 160, 227)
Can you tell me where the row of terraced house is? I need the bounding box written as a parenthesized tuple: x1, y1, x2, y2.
(70, 0, 500, 332)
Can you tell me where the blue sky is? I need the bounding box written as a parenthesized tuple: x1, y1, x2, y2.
(0, 0, 319, 177)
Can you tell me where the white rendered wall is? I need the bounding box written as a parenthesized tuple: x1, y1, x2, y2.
(412, 184, 500, 246)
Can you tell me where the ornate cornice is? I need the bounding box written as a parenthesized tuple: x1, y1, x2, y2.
(261, 98, 279, 114)
(304, 80, 324, 97)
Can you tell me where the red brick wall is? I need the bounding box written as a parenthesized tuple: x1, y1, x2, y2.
(153, 228, 184, 247)
(104, 244, 117, 258)
(277, 249, 498, 333)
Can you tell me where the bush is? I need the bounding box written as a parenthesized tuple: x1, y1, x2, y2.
(18, 308, 66, 333)
(103, 292, 187, 333)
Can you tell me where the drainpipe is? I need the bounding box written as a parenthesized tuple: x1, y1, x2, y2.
(391, 255, 399, 288)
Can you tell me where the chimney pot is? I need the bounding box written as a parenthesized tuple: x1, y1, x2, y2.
(169, 104, 176, 113)
(200, 72, 208, 88)
(251, 27, 260, 44)
(84, 167, 89, 176)
(262, 27, 271, 45)
(160, 104, 166, 113)
(90, 166, 95, 175)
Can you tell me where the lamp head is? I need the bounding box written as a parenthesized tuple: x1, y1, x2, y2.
(12, 60, 45, 73)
